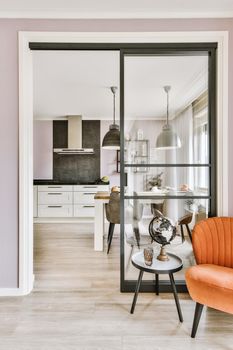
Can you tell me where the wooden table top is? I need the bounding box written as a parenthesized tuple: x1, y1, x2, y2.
(94, 191, 110, 200)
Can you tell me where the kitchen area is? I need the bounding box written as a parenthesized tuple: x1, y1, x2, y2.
(32, 48, 121, 258)
(33, 116, 110, 222)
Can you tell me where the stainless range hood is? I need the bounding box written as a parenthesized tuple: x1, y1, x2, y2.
(54, 116, 94, 155)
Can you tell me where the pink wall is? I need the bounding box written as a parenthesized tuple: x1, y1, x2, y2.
(0, 18, 232, 288)
(33, 120, 53, 179)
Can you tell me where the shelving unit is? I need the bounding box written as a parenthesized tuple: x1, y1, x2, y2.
(124, 139, 150, 173)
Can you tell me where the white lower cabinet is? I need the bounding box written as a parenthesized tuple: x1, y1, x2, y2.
(38, 191, 73, 205)
(74, 192, 96, 205)
(38, 205, 73, 217)
(74, 204, 95, 217)
(73, 185, 108, 217)
(35, 184, 109, 219)
(37, 185, 73, 218)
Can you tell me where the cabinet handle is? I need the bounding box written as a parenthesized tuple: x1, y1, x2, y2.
(83, 192, 96, 195)
(83, 186, 97, 188)
(83, 205, 94, 208)
(48, 192, 62, 195)
(48, 205, 62, 208)
(48, 186, 62, 188)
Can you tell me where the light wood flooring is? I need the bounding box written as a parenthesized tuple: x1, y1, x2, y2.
(0, 223, 232, 350)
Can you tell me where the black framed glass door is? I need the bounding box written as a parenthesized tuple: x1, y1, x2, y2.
(120, 45, 217, 292)
(29, 41, 217, 293)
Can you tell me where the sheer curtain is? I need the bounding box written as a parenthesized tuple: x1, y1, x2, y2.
(165, 105, 194, 222)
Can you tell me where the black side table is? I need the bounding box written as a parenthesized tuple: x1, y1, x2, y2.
(130, 251, 183, 322)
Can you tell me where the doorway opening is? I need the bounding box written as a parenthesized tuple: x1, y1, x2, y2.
(18, 32, 228, 295)
(32, 49, 120, 292)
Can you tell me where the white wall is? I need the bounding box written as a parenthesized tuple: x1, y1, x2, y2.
(33, 120, 53, 179)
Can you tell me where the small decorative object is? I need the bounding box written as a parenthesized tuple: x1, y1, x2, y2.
(180, 184, 189, 191)
(149, 213, 177, 261)
(137, 129, 144, 140)
(147, 172, 163, 190)
(143, 247, 154, 266)
(101, 176, 109, 183)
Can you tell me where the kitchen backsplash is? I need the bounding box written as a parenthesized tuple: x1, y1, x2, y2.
(53, 120, 100, 183)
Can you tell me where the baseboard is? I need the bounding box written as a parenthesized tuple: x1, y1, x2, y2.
(0, 272, 35, 297)
(33, 217, 95, 224)
(0, 288, 27, 296)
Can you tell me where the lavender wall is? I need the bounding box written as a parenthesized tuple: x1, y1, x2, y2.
(0, 18, 232, 288)
(33, 120, 53, 179)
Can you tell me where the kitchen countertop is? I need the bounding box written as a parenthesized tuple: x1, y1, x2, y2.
(33, 179, 109, 186)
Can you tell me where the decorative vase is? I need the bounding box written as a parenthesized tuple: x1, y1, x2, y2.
(143, 247, 154, 266)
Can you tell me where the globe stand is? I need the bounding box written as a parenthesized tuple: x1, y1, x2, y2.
(157, 246, 169, 262)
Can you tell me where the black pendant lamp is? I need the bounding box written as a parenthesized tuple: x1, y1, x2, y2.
(156, 86, 181, 150)
(102, 86, 120, 150)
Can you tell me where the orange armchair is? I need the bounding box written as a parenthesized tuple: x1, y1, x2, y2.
(186, 217, 233, 338)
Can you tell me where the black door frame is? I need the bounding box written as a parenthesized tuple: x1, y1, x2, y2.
(29, 42, 217, 293)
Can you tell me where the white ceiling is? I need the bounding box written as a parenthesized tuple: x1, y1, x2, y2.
(33, 51, 120, 120)
(0, 0, 233, 18)
(124, 55, 208, 120)
(33, 50, 208, 121)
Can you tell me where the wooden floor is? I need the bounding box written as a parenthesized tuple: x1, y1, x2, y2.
(0, 224, 232, 349)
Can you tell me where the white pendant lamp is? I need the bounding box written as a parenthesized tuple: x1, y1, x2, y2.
(156, 86, 181, 150)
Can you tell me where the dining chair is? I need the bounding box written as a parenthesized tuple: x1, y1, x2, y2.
(105, 191, 151, 254)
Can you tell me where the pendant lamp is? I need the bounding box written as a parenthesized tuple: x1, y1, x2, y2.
(102, 86, 120, 150)
(156, 86, 181, 150)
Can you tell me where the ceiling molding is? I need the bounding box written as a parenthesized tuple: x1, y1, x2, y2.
(0, 10, 233, 19)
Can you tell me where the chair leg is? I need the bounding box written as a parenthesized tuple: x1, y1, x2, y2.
(107, 223, 115, 254)
(126, 245, 134, 271)
(186, 224, 192, 242)
(191, 302, 204, 338)
(107, 223, 111, 241)
(133, 227, 141, 249)
(129, 245, 134, 261)
(155, 273, 159, 295)
(180, 225, 185, 243)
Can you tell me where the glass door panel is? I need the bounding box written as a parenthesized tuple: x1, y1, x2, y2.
(120, 48, 216, 292)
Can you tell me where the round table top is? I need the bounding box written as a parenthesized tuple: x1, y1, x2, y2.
(131, 251, 183, 274)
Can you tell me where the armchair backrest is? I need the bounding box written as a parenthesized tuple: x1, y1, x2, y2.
(192, 217, 233, 268)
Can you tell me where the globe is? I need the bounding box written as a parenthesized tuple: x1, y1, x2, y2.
(148, 213, 177, 261)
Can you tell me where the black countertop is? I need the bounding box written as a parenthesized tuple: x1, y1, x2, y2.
(33, 179, 109, 186)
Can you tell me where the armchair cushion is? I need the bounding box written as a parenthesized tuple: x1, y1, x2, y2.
(186, 264, 233, 314)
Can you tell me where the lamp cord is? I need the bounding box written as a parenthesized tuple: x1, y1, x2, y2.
(113, 90, 116, 125)
(166, 90, 169, 125)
